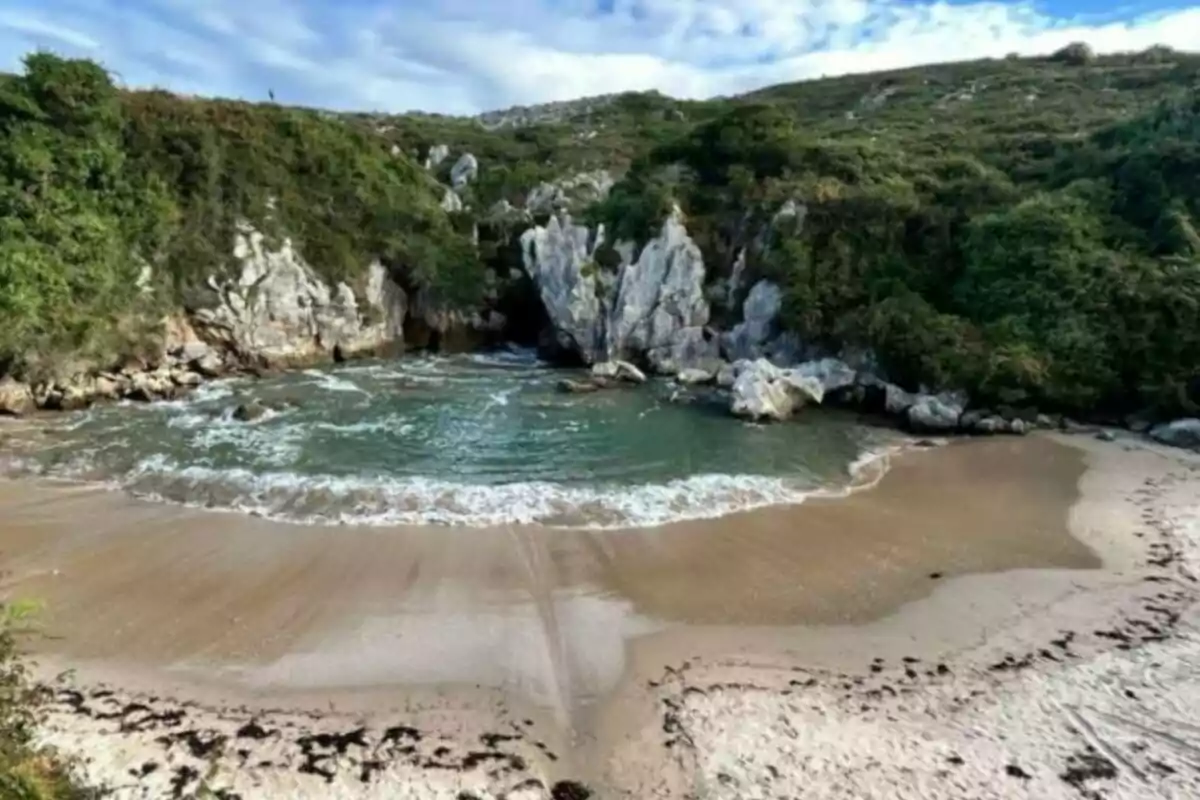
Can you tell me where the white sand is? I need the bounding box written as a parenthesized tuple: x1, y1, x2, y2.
(20, 432, 1200, 798)
(654, 434, 1200, 799)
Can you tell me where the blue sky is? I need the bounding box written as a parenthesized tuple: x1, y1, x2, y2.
(1, 0, 1197, 114)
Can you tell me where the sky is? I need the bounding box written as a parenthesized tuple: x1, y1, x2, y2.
(1, 0, 1198, 115)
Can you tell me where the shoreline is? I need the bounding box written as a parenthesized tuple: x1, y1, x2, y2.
(2, 433, 1196, 798)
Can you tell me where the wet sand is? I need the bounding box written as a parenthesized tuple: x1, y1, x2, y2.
(3, 433, 1186, 798)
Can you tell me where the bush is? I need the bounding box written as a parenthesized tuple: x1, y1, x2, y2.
(0, 601, 89, 800)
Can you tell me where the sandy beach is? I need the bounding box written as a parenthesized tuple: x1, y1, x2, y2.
(2, 432, 1198, 798)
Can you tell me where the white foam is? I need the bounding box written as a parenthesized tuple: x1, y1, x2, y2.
(301, 369, 370, 395)
(113, 448, 898, 530)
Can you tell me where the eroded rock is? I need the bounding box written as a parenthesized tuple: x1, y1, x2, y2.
(0, 377, 35, 416)
(730, 358, 825, 421)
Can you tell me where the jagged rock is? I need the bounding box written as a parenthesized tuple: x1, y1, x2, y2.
(1149, 418, 1200, 450)
(557, 378, 600, 394)
(907, 393, 966, 432)
(424, 144, 449, 170)
(521, 207, 714, 375)
(520, 213, 606, 361)
(192, 226, 405, 366)
(0, 377, 35, 416)
(730, 358, 825, 421)
(526, 170, 614, 214)
(450, 153, 478, 190)
(607, 206, 712, 372)
(722, 280, 782, 362)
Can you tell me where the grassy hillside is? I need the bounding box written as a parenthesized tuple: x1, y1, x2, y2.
(1, 45, 1198, 416)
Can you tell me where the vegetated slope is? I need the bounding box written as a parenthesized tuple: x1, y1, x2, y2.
(0, 53, 477, 380)
(2, 46, 1198, 417)
(584, 48, 1200, 415)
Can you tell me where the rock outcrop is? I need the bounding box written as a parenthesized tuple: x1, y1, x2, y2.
(519, 213, 607, 361)
(191, 224, 406, 367)
(607, 208, 716, 373)
(729, 358, 826, 421)
(450, 153, 478, 190)
(722, 280, 782, 362)
(526, 171, 614, 215)
(519, 206, 716, 375)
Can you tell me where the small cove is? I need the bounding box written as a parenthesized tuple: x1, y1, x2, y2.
(3, 348, 891, 529)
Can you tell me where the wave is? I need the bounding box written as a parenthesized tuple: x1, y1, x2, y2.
(77, 441, 903, 530)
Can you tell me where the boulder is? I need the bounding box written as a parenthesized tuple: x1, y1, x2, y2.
(191, 226, 406, 366)
(1148, 418, 1200, 450)
(791, 357, 857, 395)
(557, 378, 601, 394)
(0, 377, 35, 416)
(730, 358, 825, 421)
(591, 360, 646, 384)
(676, 367, 715, 385)
(906, 393, 965, 432)
(232, 400, 270, 422)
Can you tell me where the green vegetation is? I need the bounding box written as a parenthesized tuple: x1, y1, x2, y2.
(2, 45, 1199, 417)
(0, 601, 88, 800)
(1, 52, 476, 380)
(589, 48, 1200, 415)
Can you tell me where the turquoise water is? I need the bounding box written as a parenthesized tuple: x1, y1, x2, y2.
(10, 349, 884, 528)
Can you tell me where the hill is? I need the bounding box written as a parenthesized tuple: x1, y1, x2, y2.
(0, 44, 1198, 418)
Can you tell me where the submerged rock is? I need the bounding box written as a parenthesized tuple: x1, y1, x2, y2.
(730, 358, 825, 421)
(231, 400, 270, 422)
(557, 378, 601, 394)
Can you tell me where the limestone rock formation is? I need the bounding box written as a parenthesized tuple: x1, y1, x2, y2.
(607, 207, 715, 372)
(423, 144, 450, 170)
(519, 213, 607, 361)
(722, 280, 782, 362)
(450, 153, 478, 190)
(729, 358, 826, 421)
(525, 170, 614, 214)
(519, 206, 716, 375)
(191, 224, 406, 366)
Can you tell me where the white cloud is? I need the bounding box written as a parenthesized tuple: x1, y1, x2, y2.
(0, 0, 1197, 114)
